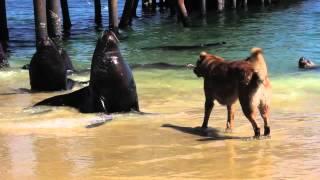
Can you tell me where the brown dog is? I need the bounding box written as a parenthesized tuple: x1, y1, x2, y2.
(193, 48, 271, 137)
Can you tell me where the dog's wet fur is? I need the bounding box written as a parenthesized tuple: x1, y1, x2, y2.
(193, 48, 271, 137)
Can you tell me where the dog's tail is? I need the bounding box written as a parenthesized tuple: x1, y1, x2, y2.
(251, 47, 263, 56)
(248, 47, 268, 80)
(249, 47, 265, 63)
(245, 72, 263, 95)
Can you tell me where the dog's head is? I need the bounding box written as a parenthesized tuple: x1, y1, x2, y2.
(193, 52, 224, 77)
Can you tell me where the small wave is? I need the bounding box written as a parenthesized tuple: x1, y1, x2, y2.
(0, 71, 19, 78)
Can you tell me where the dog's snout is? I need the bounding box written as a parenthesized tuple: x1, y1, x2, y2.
(193, 67, 201, 77)
(186, 64, 195, 69)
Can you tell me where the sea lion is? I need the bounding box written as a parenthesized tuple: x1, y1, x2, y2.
(22, 47, 73, 74)
(29, 38, 74, 91)
(298, 57, 318, 69)
(34, 30, 140, 113)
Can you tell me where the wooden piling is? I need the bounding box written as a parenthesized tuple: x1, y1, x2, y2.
(201, 0, 207, 17)
(142, 0, 148, 12)
(168, 0, 176, 17)
(152, 0, 156, 12)
(177, 0, 190, 27)
(94, 0, 102, 26)
(142, 0, 152, 13)
(108, 0, 119, 33)
(233, 0, 237, 8)
(0, 42, 8, 68)
(33, 0, 49, 45)
(60, 0, 72, 31)
(243, 0, 247, 8)
(0, 0, 9, 43)
(159, 0, 165, 13)
(119, 0, 135, 29)
(132, 0, 139, 17)
(46, 0, 62, 39)
(218, 0, 225, 11)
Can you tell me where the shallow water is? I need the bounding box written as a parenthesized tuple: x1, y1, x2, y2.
(1, 0, 320, 179)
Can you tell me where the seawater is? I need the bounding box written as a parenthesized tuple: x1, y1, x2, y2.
(0, 0, 320, 179)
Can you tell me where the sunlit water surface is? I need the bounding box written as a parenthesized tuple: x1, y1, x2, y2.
(1, 0, 320, 179)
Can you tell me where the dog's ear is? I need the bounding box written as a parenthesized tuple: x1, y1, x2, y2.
(199, 51, 207, 61)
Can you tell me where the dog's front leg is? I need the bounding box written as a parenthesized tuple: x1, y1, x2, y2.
(202, 98, 214, 129)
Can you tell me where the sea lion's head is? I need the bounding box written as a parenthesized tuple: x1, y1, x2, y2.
(298, 57, 316, 69)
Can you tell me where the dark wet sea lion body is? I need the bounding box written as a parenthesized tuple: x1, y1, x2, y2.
(35, 31, 139, 113)
(29, 39, 68, 91)
(29, 39, 74, 91)
(298, 57, 318, 69)
(89, 30, 139, 113)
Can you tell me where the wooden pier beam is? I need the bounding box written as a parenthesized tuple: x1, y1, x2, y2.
(201, 0, 207, 17)
(0, 0, 9, 44)
(142, 0, 149, 12)
(47, 0, 62, 39)
(60, 0, 72, 32)
(142, 0, 156, 13)
(0, 41, 8, 68)
(94, 0, 102, 26)
(34, 0, 49, 45)
(152, 0, 156, 12)
(218, 0, 225, 12)
(233, 0, 237, 8)
(119, 0, 135, 29)
(177, 0, 190, 27)
(108, 0, 119, 33)
(159, 0, 165, 13)
(132, 0, 139, 17)
(243, 0, 247, 8)
(0, 0, 8, 68)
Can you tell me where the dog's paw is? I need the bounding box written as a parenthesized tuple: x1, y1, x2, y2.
(225, 128, 233, 134)
(264, 126, 270, 136)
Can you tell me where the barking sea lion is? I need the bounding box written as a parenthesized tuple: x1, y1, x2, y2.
(34, 31, 139, 113)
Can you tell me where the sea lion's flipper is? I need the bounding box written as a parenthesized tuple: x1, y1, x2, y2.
(34, 87, 107, 113)
(34, 87, 92, 110)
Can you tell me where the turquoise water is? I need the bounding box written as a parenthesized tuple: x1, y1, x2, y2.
(1, 0, 320, 179)
(5, 0, 320, 75)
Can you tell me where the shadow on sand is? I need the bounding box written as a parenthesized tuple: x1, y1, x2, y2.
(162, 124, 244, 141)
(162, 124, 269, 141)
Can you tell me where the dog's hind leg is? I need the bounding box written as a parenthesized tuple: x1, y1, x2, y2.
(245, 110, 260, 137)
(202, 97, 214, 129)
(225, 104, 235, 133)
(259, 101, 270, 136)
(239, 98, 260, 137)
